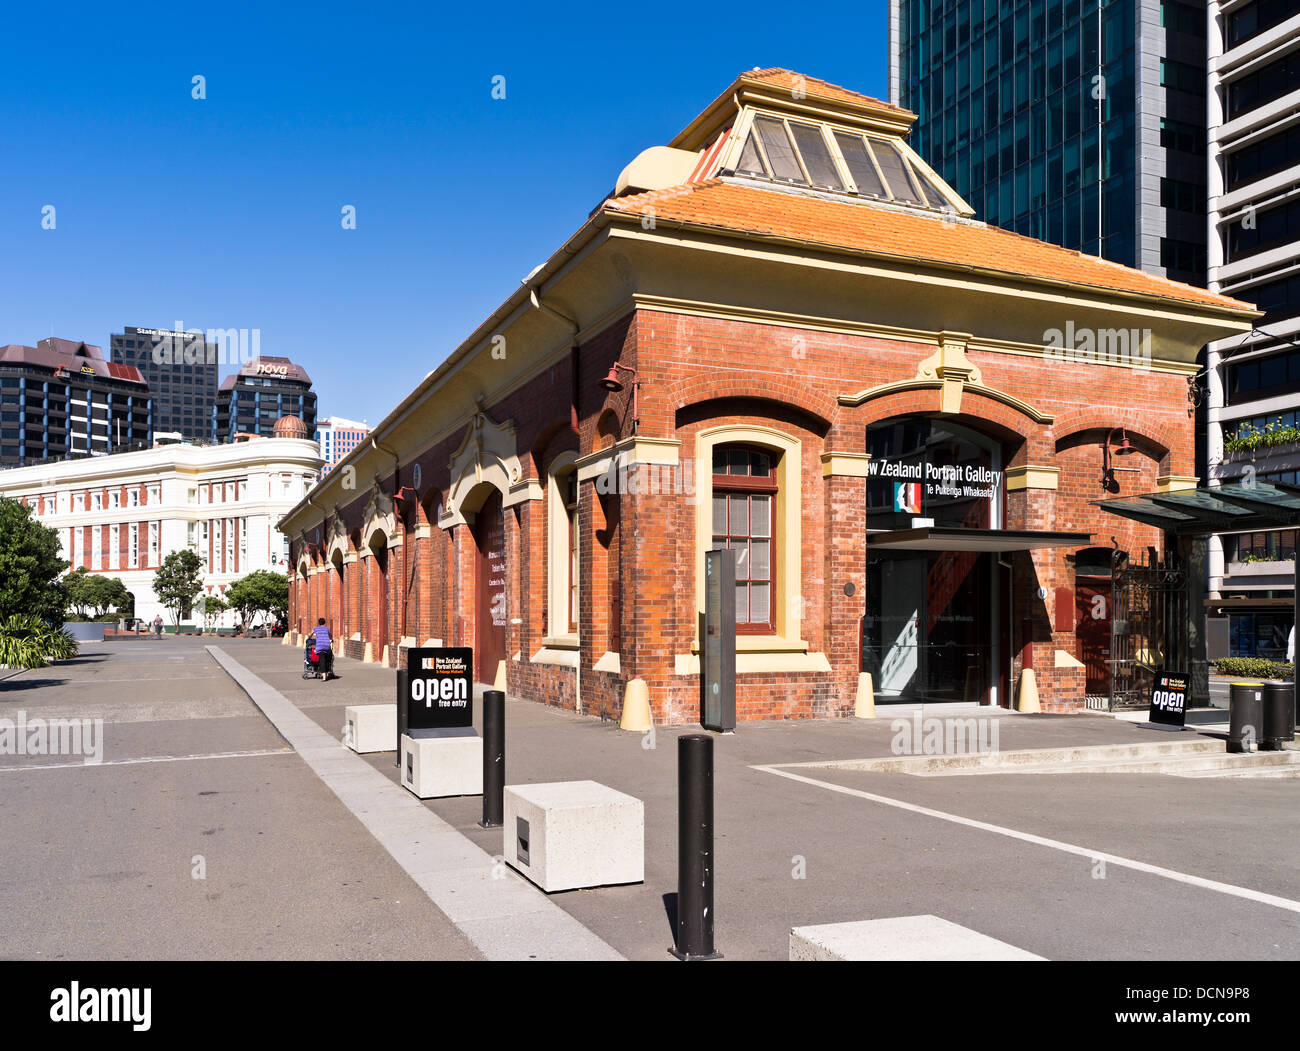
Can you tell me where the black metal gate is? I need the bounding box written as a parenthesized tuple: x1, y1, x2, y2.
(1107, 546, 1189, 710)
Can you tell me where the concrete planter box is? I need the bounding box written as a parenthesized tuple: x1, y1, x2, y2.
(1223, 440, 1300, 462)
(400, 731, 482, 798)
(61, 622, 105, 642)
(344, 704, 397, 753)
(1227, 560, 1295, 577)
(503, 780, 644, 893)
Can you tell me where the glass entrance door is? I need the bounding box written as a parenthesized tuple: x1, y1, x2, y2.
(864, 549, 993, 703)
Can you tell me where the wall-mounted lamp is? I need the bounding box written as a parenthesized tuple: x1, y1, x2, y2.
(393, 486, 419, 503)
(1101, 428, 1137, 492)
(601, 361, 639, 435)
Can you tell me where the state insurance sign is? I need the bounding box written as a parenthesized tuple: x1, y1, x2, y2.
(406, 647, 473, 731)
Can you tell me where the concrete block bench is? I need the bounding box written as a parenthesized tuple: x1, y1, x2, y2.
(503, 780, 643, 892)
(790, 915, 1045, 961)
(344, 704, 397, 753)
(400, 730, 482, 799)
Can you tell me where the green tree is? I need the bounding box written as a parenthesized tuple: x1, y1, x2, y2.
(197, 594, 227, 634)
(153, 550, 204, 630)
(225, 571, 289, 629)
(0, 496, 68, 624)
(66, 569, 131, 618)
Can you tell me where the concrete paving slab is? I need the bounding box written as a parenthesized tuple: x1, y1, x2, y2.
(790, 915, 1046, 960)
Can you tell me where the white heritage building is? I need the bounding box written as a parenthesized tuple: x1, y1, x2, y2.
(0, 417, 322, 627)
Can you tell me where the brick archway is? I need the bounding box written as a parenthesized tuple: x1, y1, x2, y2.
(666, 374, 838, 429)
(849, 386, 1050, 464)
(1052, 408, 1176, 473)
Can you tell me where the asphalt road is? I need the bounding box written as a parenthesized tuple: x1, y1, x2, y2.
(3, 637, 1298, 961)
(0, 639, 479, 960)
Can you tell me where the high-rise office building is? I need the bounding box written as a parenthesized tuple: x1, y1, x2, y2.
(1203, 1, 1300, 658)
(110, 326, 220, 441)
(889, 0, 1209, 287)
(0, 338, 152, 467)
(213, 357, 316, 443)
(314, 416, 369, 475)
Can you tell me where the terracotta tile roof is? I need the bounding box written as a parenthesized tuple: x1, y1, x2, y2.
(606, 180, 1254, 313)
(739, 68, 908, 115)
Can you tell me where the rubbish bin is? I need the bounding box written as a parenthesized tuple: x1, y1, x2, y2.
(1228, 682, 1263, 753)
(1261, 682, 1295, 751)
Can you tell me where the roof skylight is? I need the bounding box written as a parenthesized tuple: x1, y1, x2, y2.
(729, 111, 957, 213)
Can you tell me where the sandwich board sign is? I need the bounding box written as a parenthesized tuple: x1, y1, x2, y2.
(1149, 670, 1188, 728)
(406, 647, 473, 734)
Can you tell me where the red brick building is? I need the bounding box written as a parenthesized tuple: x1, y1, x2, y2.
(280, 69, 1256, 722)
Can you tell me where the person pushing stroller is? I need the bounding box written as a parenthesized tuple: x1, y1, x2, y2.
(303, 618, 335, 680)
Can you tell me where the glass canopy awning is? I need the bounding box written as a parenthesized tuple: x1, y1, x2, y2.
(865, 526, 1094, 551)
(1094, 481, 1300, 536)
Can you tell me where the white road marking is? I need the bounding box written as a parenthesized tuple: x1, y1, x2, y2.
(0, 748, 292, 772)
(3, 676, 226, 685)
(754, 763, 1300, 916)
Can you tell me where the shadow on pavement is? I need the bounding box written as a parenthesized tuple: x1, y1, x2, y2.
(661, 892, 678, 943)
(0, 677, 68, 693)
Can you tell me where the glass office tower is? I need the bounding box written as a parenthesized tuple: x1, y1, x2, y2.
(889, 0, 1209, 287)
(1203, 1, 1300, 654)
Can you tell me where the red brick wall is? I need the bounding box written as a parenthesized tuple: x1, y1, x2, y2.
(290, 305, 1186, 722)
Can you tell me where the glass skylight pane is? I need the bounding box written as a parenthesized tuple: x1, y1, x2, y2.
(834, 132, 886, 196)
(790, 123, 843, 188)
(918, 169, 956, 210)
(736, 133, 767, 176)
(754, 117, 806, 183)
(870, 140, 925, 204)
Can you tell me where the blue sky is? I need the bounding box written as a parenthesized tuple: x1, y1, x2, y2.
(0, 1, 890, 427)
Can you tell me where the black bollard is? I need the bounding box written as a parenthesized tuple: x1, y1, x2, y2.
(671, 734, 722, 960)
(480, 689, 505, 828)
(396, 668, 408, 767)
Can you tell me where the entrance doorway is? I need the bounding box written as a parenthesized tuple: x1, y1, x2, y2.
(864, 550, 994, 703)
(1074, 547, 1114, 698)
(370, 537, 388, 659)
(473, 490, 507, 685)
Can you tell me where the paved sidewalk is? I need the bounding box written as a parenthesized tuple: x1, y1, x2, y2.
(217, 638, 1300, 961)
(207, 645, 622, 961)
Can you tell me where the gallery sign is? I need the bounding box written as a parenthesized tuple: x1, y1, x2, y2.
(868, 458, 1001, 502)
(406, 647, 473, 732)
(1148, 670, 1188, 728)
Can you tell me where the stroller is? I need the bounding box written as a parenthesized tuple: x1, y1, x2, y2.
(302, 635, 334, 680)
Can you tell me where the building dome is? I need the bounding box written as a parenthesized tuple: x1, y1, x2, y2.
(272, 415, 309, 439)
